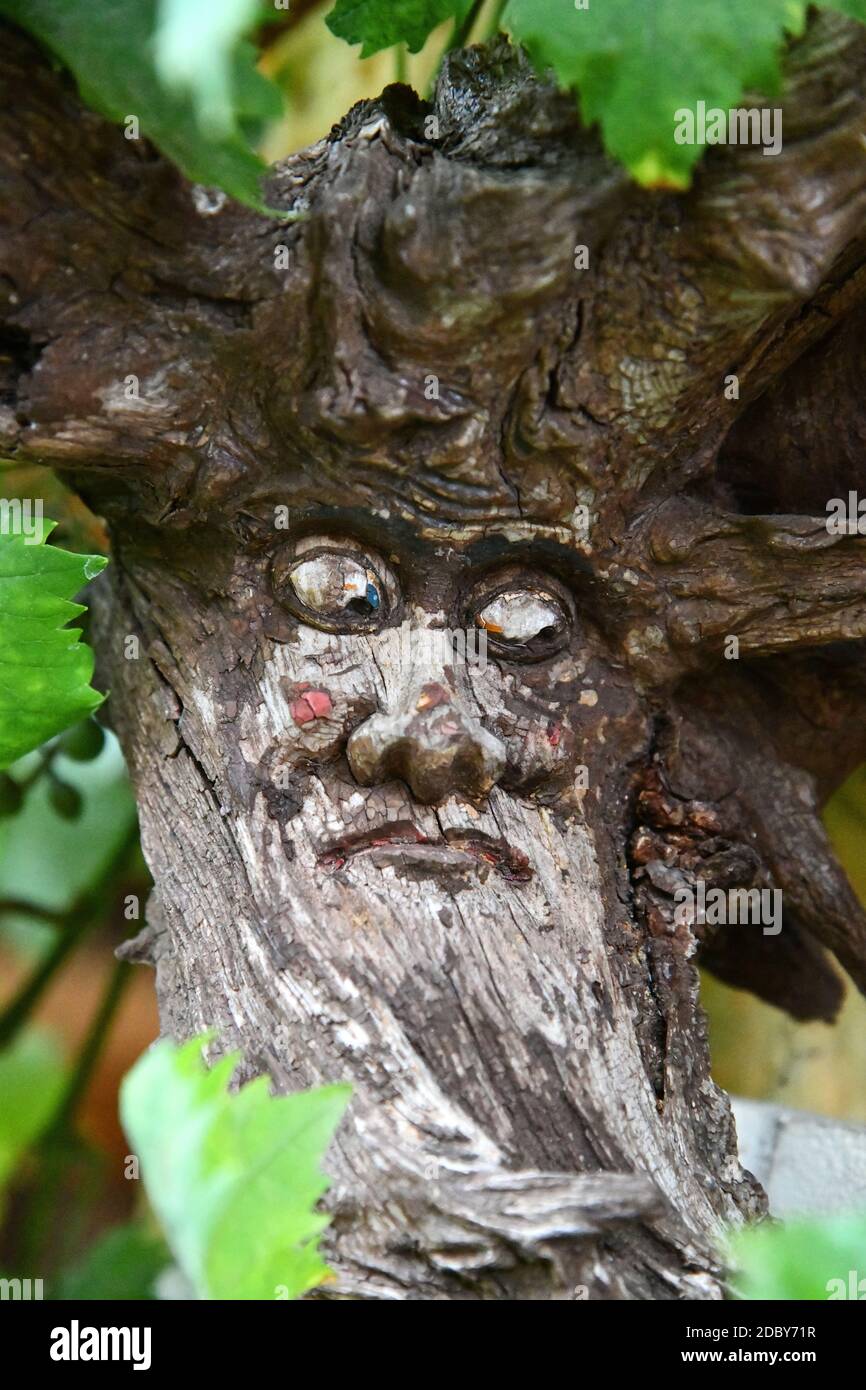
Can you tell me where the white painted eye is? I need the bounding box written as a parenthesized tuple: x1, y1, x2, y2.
(475, 588, 569, 656)
(290, 555, 381, 618)
(274, 542, 392, 632)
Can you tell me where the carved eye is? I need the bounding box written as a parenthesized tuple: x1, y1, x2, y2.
(274, 544, 393, 633)
(473, 587, 570, 660)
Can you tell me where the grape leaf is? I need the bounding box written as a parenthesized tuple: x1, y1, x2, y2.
(730, 1211, 866, 1299)
(326, 0, 472, 56)
(503, 0, 809, 187)
(0, 518, 106, 771)
(0, 0, 282, 210)
(120, 1035, 351, 1300)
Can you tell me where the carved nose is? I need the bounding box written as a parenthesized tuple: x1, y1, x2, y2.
(346, 681, 506, 804)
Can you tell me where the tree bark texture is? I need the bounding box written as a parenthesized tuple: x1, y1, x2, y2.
(2, 14, 866, 1299)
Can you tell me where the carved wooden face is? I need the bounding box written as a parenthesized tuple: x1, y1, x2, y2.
(246, 514, 640, 896)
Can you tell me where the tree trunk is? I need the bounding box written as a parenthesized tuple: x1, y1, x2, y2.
(3, 15, 866, 1299)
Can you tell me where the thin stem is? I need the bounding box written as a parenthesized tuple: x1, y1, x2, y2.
(451, 0, 486, 51)
(0, 911, 93, 1048)
(394, 43, 407, 84)
(0, 820, 139, 1048)
(0, 743, 54, 807)
(19, 1130, 100, 1275)
(484, 0, 509, 39)
(43, 957, 131, 1140)
(24, 960, 131, 1270)
(17, 744, 55, 790)
(0, 898, 70, 925)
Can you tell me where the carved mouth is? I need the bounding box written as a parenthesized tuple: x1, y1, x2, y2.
(318, 820, 532, 883)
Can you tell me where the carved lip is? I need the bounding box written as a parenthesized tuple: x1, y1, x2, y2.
(318, 820, 532, 883)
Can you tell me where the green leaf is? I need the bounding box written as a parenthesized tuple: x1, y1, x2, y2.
(120, 1035, 351, 1300)
(503, 0, 811, 187)
(824, 1, 866, 19)
(730, 1212, 866, 1300)
(0, 0, 282, 210)
(154, 0, 286, 144)
(0, 1031, 66, 1195)
(0, 518, 106, 771)
(326, 0, 472, 57)
(53, 1224, 171, 1301)
(155, 0, 263, 136)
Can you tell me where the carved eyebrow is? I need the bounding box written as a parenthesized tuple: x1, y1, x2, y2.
(267, 505, 594, 583)
(463, 533, 594, 578)
(269, 505, 421, 553)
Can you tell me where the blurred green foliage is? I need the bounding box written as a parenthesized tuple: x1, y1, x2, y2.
(731, 1211, 866, 1300)
(0, 1032, 65, 1201)
(0, 733, 137, 957)
(121, 1036, 351, 1300)
(52, 1224, 170, 1301)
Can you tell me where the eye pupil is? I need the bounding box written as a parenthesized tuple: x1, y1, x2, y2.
(345, 580, 380, 616)
(347, 592, 377, 616)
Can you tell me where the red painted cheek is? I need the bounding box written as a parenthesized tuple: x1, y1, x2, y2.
(290, 688, 334, 725)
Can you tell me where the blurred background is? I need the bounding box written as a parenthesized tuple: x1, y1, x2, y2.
(1, 0, 864, 1292)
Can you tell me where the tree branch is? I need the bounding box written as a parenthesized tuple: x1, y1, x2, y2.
(630, 499, 866, 675)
